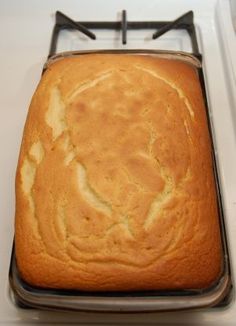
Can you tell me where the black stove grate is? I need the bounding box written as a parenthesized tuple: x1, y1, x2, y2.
(48, 10, 200, 59)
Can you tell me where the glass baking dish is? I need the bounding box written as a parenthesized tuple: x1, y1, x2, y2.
(9, 50, 232, 312)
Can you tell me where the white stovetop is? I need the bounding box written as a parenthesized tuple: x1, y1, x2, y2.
(0, 0, 236, 324)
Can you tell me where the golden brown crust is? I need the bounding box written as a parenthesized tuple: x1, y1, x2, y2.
(15, 54, 222, 291)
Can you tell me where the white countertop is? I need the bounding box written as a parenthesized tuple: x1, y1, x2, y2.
(0, 0, 236, 324)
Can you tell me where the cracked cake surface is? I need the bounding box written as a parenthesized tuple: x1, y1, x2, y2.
(15, 54, 222, 291)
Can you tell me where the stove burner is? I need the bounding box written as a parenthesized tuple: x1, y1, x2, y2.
(49, 10, 200, 58)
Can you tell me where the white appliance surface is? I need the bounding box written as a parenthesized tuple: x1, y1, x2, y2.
(0, 0, 236, 324)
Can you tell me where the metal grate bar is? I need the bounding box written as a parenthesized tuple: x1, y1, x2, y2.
(48, 10, 200, 58)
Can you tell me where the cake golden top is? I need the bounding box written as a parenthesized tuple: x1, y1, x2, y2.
(15, 54, 222, 291)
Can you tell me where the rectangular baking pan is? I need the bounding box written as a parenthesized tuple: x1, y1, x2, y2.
(9, 49, 232, 312)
